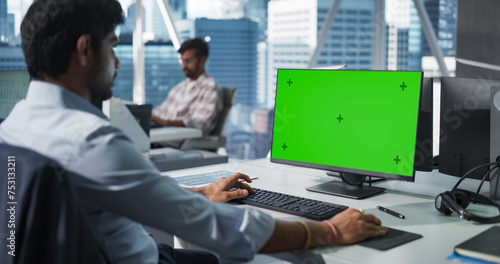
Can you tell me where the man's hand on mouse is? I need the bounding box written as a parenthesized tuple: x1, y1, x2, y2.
(194, 172, 256, 202)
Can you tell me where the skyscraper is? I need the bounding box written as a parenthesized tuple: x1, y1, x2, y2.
(0, 0, 8, 42)
(438, 0, 457, 56)
(386, 24, 410, 70)
(385, 0, 456, 71)
(267, 0, 376, 108)
(244, 0, 269, 42)
(119, 3, 145, 39)
(121, 1, 187, 40)
(242, 0, 270, 110)
(176, 18, 259, 108)
(151, 0, 187, 39)
(168, 0, 187, 20)
(408, 0, 456, 70)
(0, 46, 26, 70)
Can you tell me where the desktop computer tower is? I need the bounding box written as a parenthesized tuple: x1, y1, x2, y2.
(414, 77, 434, 171)
(439, 77, 492, 180)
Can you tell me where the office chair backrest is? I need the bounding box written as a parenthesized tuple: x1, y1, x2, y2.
(0, 144, 109, 264)
(178, 87, 236, 151)
(211, 87, 236, 136)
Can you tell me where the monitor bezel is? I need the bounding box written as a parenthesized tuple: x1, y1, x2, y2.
(270, 69, 423, 183)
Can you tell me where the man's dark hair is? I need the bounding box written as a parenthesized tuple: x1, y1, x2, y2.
(21, 0, 124, 79)
(178, 37, 209, 58)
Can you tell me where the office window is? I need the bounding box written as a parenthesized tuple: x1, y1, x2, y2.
(1, 0, 458, 161)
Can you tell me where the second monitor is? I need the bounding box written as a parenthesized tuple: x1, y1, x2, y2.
(271, 69, 423, 199)
(439, 76, 500, 180)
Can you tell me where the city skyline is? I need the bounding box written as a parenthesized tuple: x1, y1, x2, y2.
(4, 0, 448, 38)
(5, 0, 245, 37)
(0, 0, 458, 160)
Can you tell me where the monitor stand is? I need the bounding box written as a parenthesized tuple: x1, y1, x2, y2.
(326, 171, 387, 183)
(306, 172, 385, 199)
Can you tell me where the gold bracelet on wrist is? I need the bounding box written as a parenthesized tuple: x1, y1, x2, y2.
(296, 221, 311, 254)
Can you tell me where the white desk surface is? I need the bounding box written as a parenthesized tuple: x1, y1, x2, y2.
(165, 158, 500, 264)
(149, 127, 202, 143)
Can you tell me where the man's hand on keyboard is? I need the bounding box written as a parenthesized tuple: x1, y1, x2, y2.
(330, 208, 388, 245)
(197, 172, 257, 203)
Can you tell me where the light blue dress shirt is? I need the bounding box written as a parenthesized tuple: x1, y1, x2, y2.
(0, 81, 275, 263)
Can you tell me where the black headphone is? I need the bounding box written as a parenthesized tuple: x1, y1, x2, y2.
(435, 188, 500, 224)
(435, 161, 500, 223)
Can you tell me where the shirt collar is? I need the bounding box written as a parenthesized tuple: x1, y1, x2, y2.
(187, 72, 208, 83)
(26, 80, 108, 120)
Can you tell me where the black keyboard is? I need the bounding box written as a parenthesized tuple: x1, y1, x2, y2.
(234, 188, 348, 221)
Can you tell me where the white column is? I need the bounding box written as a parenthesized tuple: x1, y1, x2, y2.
(133, 0, 145, 104)
(307, 0, 342, 68)
(373, 0, 386, 70)
(156, 0, 181, 50)
(413, 0, 450, 76)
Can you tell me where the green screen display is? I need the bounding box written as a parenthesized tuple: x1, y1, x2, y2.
(271, 69, 422, 179)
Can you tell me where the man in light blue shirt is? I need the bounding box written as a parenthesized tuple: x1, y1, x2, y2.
(0, 0, 387, 263)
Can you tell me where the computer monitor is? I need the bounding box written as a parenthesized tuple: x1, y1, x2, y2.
(102, 97, 151, 153)
(270, 69, 423, 199)
(126, 104, 152, 136)
(439, 76, 500, 180)
(414, 77, 434, 171)
(0, 70, 31, 121)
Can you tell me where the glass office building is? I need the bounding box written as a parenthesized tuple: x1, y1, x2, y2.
(408, 0, 456, 70)
(387, 25, 410, 70)
(176, 18, 259, 109)
(0, 46, 24, 71)
(437, 0, 457, 55)
(0, 0, 7, 41)
(267, 0, 376, 108)
(151, 0, 187, 39)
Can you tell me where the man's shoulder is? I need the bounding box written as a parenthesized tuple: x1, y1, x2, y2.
(199, 74, 220, 90)
(47, 108, 116, 146)
(0, 106, 120, 167)
(203, 73, 217, 82)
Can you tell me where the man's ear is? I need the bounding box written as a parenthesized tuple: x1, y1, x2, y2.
(75, 34, 93, 66)
(199, 55, 207, 66)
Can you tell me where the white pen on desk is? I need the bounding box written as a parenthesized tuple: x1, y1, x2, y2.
(377, 206, 405, 219)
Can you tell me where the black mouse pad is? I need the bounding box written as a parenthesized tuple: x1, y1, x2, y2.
(357, 227, 422, 250)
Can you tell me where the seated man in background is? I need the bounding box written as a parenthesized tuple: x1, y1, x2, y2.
(0, 0, 387, 263)
(152, 37, 223, 138)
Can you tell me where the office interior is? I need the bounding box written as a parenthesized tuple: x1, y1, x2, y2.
(1, 0, 500, 263)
